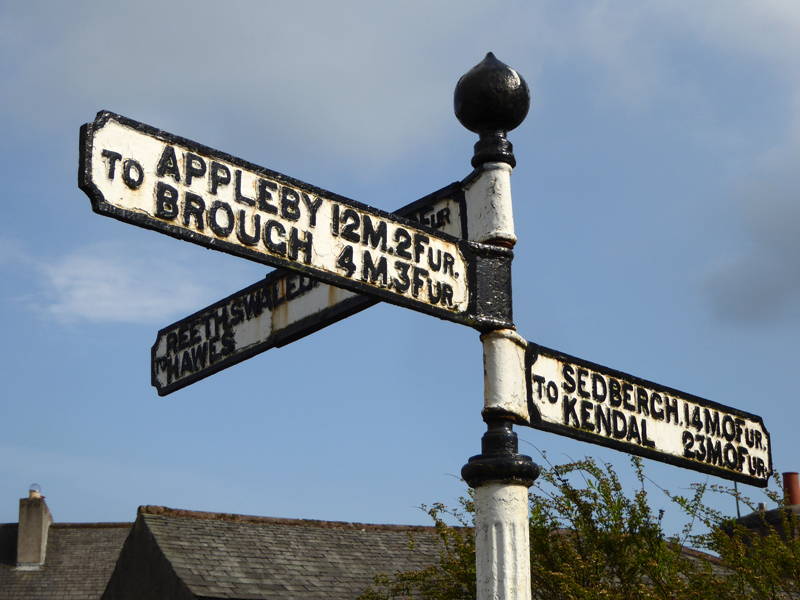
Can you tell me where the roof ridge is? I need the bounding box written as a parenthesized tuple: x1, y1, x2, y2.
(138, 505, 448, 532)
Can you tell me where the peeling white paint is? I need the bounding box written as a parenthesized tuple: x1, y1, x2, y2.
(474, 484, 532, 600)
(465, 162, 516, 246)
(482, 329, 529, 423)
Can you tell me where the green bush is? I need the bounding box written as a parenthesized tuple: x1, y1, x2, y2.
(361, 456, 799, 600)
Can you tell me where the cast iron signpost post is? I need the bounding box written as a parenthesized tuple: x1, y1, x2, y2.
(79, 53, 772, 600)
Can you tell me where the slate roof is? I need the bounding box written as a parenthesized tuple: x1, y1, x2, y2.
(103, 506, 444, 600)
(0, 522, 131, 600)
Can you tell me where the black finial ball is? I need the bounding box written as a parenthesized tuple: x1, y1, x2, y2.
(454, 53, 530, 135)
(454, 53, 529, 168)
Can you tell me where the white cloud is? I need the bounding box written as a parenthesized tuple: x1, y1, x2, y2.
(21, 241, 255, 325)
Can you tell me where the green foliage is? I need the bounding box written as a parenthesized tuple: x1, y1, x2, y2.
(360, 457, 799, 600)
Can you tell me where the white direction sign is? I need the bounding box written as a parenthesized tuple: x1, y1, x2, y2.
(80, 112, 512, 330)
(526, 344, 772, 487)
(152, 185, 467, 395)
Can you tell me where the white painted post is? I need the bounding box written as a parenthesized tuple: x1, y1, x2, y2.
(456, 53, 539, 600)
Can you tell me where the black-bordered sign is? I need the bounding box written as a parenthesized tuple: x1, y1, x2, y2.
(526, 343, 772, 487)
(80, 111, 512, 332)
(151, 184, 468, 396)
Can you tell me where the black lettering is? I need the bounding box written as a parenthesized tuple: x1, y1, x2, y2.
(724, 443, 738, 469)
(257, 179, 279, 214)
(427, 279, 442, 304)
(243, 291, 263, 318)
(301, 193, 322, 227)
(704, 409, 720, 438)
(690, 407, 703, 431)
(722, 415, 736, 441)
(234, 170, 254, 206)
(413, 234, 429, 263)
(428, 248, 442, 271)
(436, 207, 450, 228)
(236, 210, 261, 246)
(177, 324, 190, 350)
(745, 428, 755, 448)
(577, 369, 590, 398)
(165, 356, 179, 383)
(707, 439, 722, 466)
(412, 267, 428, 298)
(665, 396, 679, 424)
(180, 350, 193, 376)
(636, 388, 649, 416)
(532, 375, 545, 398)
(442, 252, 455, 276)
(580, 400, 594, 431)
(546, 381, 558, 404)
(263, 220, 287, 256)
(102, 149, 122, 179)
(166, 331, 178, 356)
(337, 245, 356, 277)
(596, 405, 611, 436)
(683, 431, 695, 459)
(209, 161, 231, 195)
(156, 145, 180, 182)
(622, 383, 635, 411)
(394, 228, 412, 259)
(609, 379, 622, 407)
(184, 152, 206, 185)
(209, 201, 234, 237)
(183, 192, 205, 230)
(221, 329, 235, 355)
(230, 301, 244, 326)
(737, 446, 748, 472)
(562, 364, 576, 394)
(155, 182, 179, 220)
(393, 261, 411, 293)
(286, 277, 299, 301)
(641, 419, 655, 448)
(627, 417, 641, 444)
(694, 434, 706, 462)
(341, 209, 360, 243)
(440, 283, 454, 307)
(734, 418, 745, 443)
(591, 374, 607, 402)
(563, 396, 579, 427)
(288, 228, 312, 264)
(650, 393, 664, 420)
(612, 410, 627, 439)
(121, 159, 144, 189)
(362, 216, 387, 251)
(362, 251, 388, 286)
(191, 343, 208, 371)
(281, 187, 302, 222)
(332, 203, 340, 236)
(755, 430, 763, 450)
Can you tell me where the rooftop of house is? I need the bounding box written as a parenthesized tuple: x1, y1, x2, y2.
(0, 520, 131, 600)
(103, 505, 444, 600)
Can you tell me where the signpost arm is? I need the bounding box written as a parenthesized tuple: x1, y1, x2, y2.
(456, 54, 539, 600)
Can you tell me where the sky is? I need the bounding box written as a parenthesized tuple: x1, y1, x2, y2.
(1, 1, 799, 537)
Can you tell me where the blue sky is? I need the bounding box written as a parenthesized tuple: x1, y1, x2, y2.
(1, 2, 799, 536)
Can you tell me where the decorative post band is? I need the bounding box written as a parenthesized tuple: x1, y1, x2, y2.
(462, 419, 540, 488)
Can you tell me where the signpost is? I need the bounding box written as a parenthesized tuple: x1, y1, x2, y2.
(526, 343, 772, 487)
(80, 111, 512, 332)
(152, 184, 468, 395)
(79, 52, 774, 600)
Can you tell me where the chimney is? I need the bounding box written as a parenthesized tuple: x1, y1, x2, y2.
(16, 484, 53, 569)
(783, 472, 800, 506)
